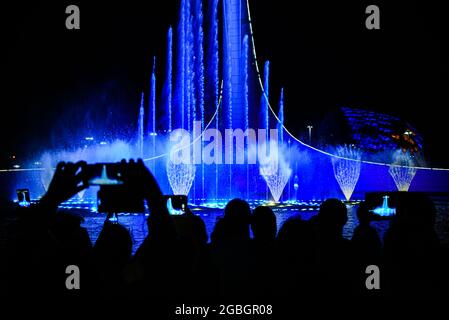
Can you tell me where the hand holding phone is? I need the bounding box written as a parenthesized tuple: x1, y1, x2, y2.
(41, 161, 88, 207)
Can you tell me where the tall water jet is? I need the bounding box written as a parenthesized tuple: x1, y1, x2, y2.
(149, 57, 157, 169)
(223, 0, 233, 198)
(207, 0, 219, 110)
(243, 34, 249, 199)
(185, 0, 193, 132)
(137, 92, 145, 158)
(389, 150, 417, 191)
(185, 2, 196, 200)
(261, 60, 270, 139)
(261, 60, 270, 199)
(149, 57, 157, 135)
(215, 98, 219, 201)
(207, 0, 220, 200)
(288, 140, 291, 201)
(176, 0, 186, 130)
(331, 145, 362, 201)
(278, 88, 284, 145)
(194, 0, 205, 201)
(165, 27, 173, 132)
(276, 88, 285, 200)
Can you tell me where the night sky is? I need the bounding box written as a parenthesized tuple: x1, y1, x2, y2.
(1, 1, 448, 166)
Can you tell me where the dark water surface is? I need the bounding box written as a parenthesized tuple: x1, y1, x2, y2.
(78, 202, 449, 254)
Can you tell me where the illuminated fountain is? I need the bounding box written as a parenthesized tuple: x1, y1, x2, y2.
(165, 27, 173, 133)
(259, 142, 292, 203)
(277, 88, 284, 144)
(137, 93, 145, 158)
(389, 150, 417, 192)
(166, 159, 196, 195)
(259, 161, 292, 203)
(15, 0, 445, 207)
(332, 145, 362, 201)
(261, 61, 270, 139)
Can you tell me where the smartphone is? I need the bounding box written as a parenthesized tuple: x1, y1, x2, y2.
(164, 195, 187, 215)
(84, 163, 124, 186)
(90, 162, 146, 213)
(16, 189, 31, 207)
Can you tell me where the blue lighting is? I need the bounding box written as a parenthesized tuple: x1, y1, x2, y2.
(373, 195, 396, 216)
(89, 165, 123, 186)
(4, 0, 448, 206)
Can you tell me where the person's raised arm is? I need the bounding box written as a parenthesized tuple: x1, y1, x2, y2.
(39, 161, 87, 214)
(120, 159, 169, 218)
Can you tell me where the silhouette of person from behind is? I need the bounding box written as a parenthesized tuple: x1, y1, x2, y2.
(91, 220, 132, 297)
(310, 198, 355, 296)
(251, 206, 277, 296)
(383, 193, 447, 298)
(209, 199, 253, 298)
(352, 202, 381, 264)
(351, 201, 382, 295)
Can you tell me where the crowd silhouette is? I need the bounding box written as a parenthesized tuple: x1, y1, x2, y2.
(2, 160, 449, 299)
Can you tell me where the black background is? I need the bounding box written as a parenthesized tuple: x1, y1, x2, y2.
(1, 1, 448, 166)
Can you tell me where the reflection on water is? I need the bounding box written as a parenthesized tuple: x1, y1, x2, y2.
(82, 202, 449, 254)
(80, 205, 397, 254)
(1, 201, 447, 255)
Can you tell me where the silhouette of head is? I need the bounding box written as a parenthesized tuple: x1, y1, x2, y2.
(222, 198, 251, 238)
(356, 202, 372, 225)
(317, 198, 347, 234)
(94, 221, 132, 267)
(188, 209, 208, 246)
(396, 192, 436, 228)
(277, 216, 312, 247)
(51, 210, 92, 262)
(251, 206, 277, 242)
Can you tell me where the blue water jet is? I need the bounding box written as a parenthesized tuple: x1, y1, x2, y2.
(207, 0, 219, 201)
(261, 60, 270, 199)
(194, 0, 205, 201)
(262, 60, 270, 139)
(243, 34, 249, 199)
(223, 0, 233, 198)
(177, 0, 186, 130)
(278, 88, 284, 145)
(149, 57, 156, 136)
(137, 92, 145, 158)
(165, 27, 173, 132)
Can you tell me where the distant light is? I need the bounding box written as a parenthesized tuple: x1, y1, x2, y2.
(13, 164, 20, 169)
(34, 161, 42, 166)
(85, 137, 94, 141)
(149, 132, 158, 136)
(404, 130, 413, 136)
(99, 141, 107, 145)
